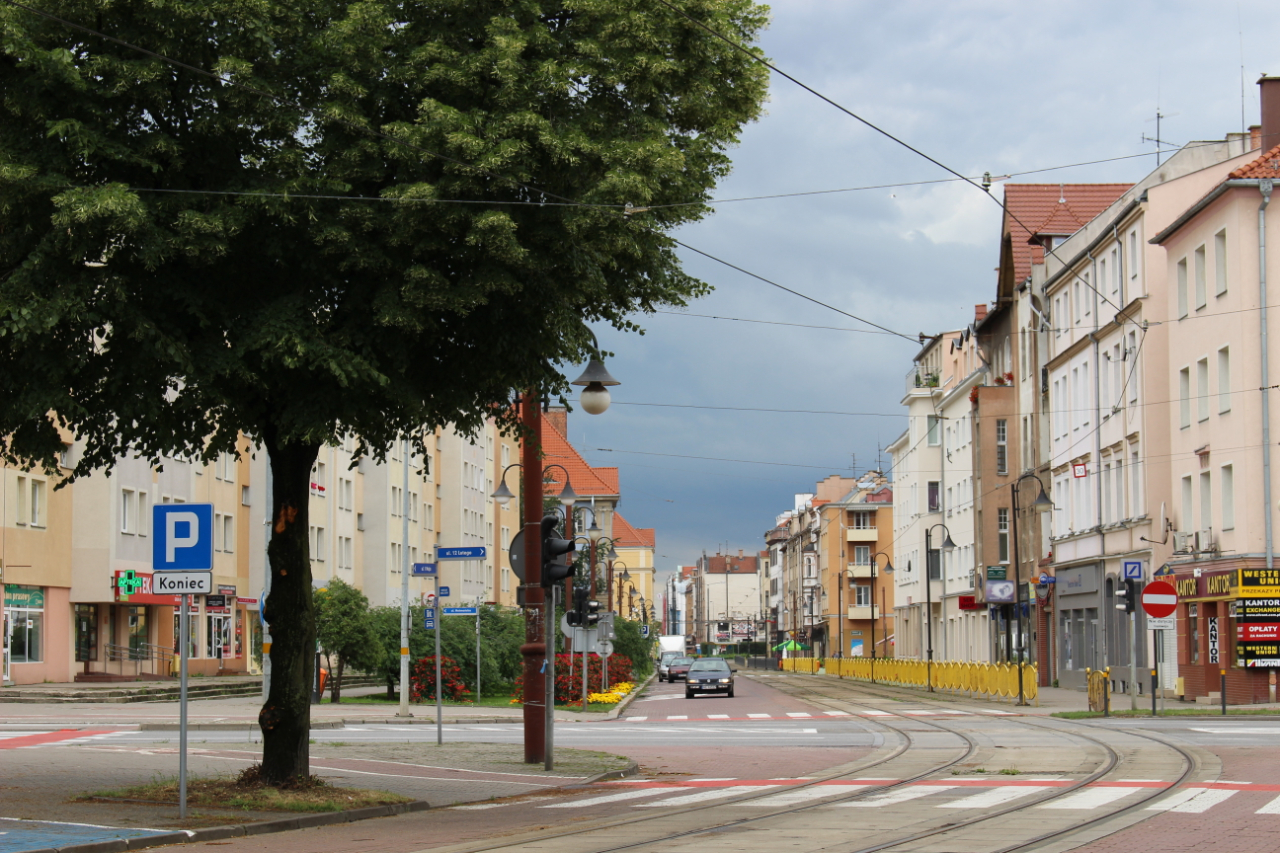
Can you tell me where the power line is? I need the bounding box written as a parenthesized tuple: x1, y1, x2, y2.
(654, 310, 900, 336)
(592, 447, 849, 471)
(612, 401, 903, 418)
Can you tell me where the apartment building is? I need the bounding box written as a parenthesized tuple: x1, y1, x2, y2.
(815, 474, 895, 659)
(609, 513, 656, 621)
(690, 550, 761, 650)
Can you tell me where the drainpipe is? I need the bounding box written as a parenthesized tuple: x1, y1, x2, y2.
(1261, 180, 1274, 572)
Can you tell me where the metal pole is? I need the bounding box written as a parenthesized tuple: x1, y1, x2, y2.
(434, 570, 442, 744)
(520, 391, 546, 764)
(1012, 483, 1025, 705)
(1152, 665, 1157, 716)
(925, 528, 934, 692)
(545, 583, 555, 771)
(398, 438, 412, 718)
(179, 593, 189, 819)
(1130, 609, 1139, 711)
(476, 606, 481, 703)
(581, 619, 588, 710)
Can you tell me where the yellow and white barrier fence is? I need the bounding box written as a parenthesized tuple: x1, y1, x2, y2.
(780, 656, 1038, 705)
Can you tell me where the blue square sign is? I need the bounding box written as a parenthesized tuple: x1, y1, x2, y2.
(153, 504, 214, 571)
(1123, 561, 1144, 581)
(439, 586, 450, 598)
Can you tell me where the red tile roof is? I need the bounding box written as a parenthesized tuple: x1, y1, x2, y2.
(1229, 143, 1280, 179)
(539, 413, 619, 497)
(1002, 184, 1132, 285)
(612, 513, 656, 549)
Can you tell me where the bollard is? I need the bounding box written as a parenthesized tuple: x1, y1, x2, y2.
(1151, 668, 1157, 716)
(1221, 669, 1227, 716)
(1104, 667, 1111, 717)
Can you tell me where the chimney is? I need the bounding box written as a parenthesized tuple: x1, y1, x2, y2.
(1251, 125, 1263, 152)
(738, 548, 744, 559)
(1260, 76, 1280, 151)
(974, 303, 989, 323)
(545, 406, 568, 437)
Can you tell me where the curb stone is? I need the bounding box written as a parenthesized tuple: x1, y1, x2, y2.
(581, 760, 640, 785)
(52, 802, 430, 853)
(604, 671, 656, 721)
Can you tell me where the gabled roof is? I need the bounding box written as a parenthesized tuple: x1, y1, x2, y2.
(1001, 184, 1132, 288)
(540, 413, 619, 498)
(1229, 142, 1280, 179)
(612, 513, 655, 549)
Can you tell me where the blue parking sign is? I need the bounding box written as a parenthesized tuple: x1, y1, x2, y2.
(153, 504, 214, 571)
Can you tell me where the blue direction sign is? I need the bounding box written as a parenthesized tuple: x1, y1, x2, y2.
(411, 563, 437, 576)
(443, 607, 478, 616)
(439, 586, 451, 598)
(1123, 560, 1144, 581)
(423, 608, 435, 617)
(437, 546, 486, 560)
(153, 504, 214, 571)
(423, 618, 436, 629)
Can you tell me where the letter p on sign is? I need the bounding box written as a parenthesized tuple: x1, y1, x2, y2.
(153, 504, 214, 571)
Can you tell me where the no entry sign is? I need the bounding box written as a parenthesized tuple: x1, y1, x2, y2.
(1142, 580, 1178, 619)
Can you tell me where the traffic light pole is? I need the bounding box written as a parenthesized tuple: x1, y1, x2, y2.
(520, 393, 546, 765)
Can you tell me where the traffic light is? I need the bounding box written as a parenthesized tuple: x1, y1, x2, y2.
(584, 598, 602, 627)
(540, 514, 576, 587)
(567, 584, 589, 626)
(1116, 578, 1138, 613)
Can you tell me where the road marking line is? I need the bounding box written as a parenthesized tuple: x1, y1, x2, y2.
(1256, 793, 1280, 814)
(666, 716, 688, 721)
(452, 803, 511, 810)
(860, 710, 892, 716)
(707, 715, 730, 719)
(978, 709, 1016, 715)
(1037, 787, 1138, 809)
(901, 710, 935, 716)
(623, 717, 647, 722)
(544, 788, 679, 808)
(747, 713, 771, 719)
(690, 778, 738, 782)
(1151, 788, 1237, 813)
(835, 785, 955, 807)
(736, 785, 870, 806)
(786, 712, 812, 718)
(823, 711, 850, 716)
(941, 785, 1051, 809)
(635, 786, 777, 807)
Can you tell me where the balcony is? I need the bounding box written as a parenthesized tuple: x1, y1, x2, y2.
(846, 528, 878, 543)
(847, 605, 880, 620)
(846, 564, 877, 579)
(907, 365, 941, 394)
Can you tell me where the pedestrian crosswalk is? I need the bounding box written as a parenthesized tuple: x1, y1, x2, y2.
(0, 729, 123, 749)
(620, 708, 1016, 723)
(510, 777, 1280, 816)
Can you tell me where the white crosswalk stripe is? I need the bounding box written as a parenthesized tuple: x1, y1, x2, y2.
(940, 785, 1051, 809)
(786, 712, 811, 718)
(824, 711, 850, 716)
(1256, 793, 1280, 814)
(1146, 788, 1236, 813)
(1037, 787, 1139, 810)
(747, 713, 771, 719)
(834, 785, 956, 807)
(543, 788, 678, 808)
(736, 785, 870, 807)
(635, 786, 778, 807)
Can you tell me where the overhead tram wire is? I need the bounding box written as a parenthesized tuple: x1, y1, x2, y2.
(654, 0, 1129, 319)
(7, 0, 917, 345)
(612, 401, 904, 418)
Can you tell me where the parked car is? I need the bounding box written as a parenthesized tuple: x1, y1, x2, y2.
(685, 658, 734, 698)
(658, 651, 683, 682)
(667, 657, 694, 682)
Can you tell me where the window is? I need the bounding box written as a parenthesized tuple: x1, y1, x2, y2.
(926, 415, 940, 446)
(1194, 245, 1207, 309)
(854, 585, 872, 608)
(337, 478, 353, 511)
(59, 444, 73, 468)
(29, 479, 44, 527)
(1181, 476, 1193, 533)
(1197, 358, 1210, 422)
(216, 451, 235, 482)
(1127, 332, 1139, 405)
(390, 485, 402, 516)
(214, 513, 234, 552)
(1218, 347, 1231, 414)
(852, 511, 874, 529)
(310, 525, 325, 562)
(409, 491, 418, 522)
(1114, 458, 1125, 520)
(121, 489, 136, 534)
(311, 461, 326, 495)
(1100, 352, 1111, 416)
(927, 481, 940, 513)
(6, 586, 44, 662)
(1200, 471, 1212, 532)
(1177, 258, 1188, 318)
(1189, 603, 1200, 663)
(1221, 465, 1235, 530)
(997, 508, 1009, 563)
(1102, 464, 1112, 523)
(338, 536, 353, 570)
(1215, 229, 1228, 296)
(1110, 248, 1119, 298)
(1179, 368, 1191, 428)
(424, 502, 434, 531)
(1129, 229, 1140, 290)
(1130, 448, 1142, 516)
(241, 485, 251, 506)
(853, 545, 871, 566)
(995, 419, 1008, 475)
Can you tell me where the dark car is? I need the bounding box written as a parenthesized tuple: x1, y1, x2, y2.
(667, 657, 694, 682)
(685, 658, 734, 698)
(658, 651, 683, 682)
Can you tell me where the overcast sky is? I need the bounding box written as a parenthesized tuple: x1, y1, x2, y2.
(570, 1, 1280, 581)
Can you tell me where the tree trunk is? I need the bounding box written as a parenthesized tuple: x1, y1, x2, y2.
(334, 657, 345, 704)
(258, 434, 320, 784)
(387, 677, 395, 699)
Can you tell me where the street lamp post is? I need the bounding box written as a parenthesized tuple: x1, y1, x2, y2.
(871, 551, 894, 683)
(1010, 474, 1053, 706)
(923, 524, 955, 692)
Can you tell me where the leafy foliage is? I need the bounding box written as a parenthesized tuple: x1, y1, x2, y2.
(409, 655, 470, 703)
(314, 578, 382, 702)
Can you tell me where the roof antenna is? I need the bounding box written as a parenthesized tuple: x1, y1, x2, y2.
(1058, 183, 1065, 204)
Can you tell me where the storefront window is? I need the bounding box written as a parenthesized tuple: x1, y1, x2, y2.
(75, 604, 98, 662)
(5, 585, 44, 663)
(1189, 603, 1200, 663)
(174, 605, 199, 658)
(128, 606, 147, 660)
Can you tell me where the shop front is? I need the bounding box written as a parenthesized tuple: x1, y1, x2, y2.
(1054, 564, 1102, 690)
(1174, 564, 1276, 704)
(4, 583, 71, 685)
(72, 570, 176, 682)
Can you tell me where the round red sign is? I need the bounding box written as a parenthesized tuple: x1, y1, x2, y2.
(1141, 579, 1178, 618)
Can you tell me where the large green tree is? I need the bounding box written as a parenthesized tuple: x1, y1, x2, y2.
(0, 0, 768, 781)
(314, 577, 382, 703)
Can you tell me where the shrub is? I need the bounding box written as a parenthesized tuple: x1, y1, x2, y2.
(409, 655, 470, 703)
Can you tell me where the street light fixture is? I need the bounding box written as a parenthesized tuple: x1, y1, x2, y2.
(572, 355, 621, 415)
(1010, 473, 1053, 706)
(870, 551, 894, 682)
(923, 524, 954, 692)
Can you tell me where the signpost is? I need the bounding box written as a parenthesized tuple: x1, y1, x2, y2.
(428, 546, 487, 744)
(1236, 570, 1280, 671)
(153, 503, 213, 819)
(1141, 579, 1178, 716)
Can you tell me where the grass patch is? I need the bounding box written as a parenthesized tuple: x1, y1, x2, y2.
(80, 765, 413, 814)
(999, 768, 1021, 775)
(1053, 708, 1280, 719)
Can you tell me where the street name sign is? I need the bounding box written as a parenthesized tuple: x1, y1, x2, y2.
(153, 504, 213, 571)
(411, 562, 437, 576)
(154, 571, 212, 595)
(439, 586, 451, 597)
(1141, 580, 1178, 619)
(438, 546, 486, 560)
(443, 607, 478, 616)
